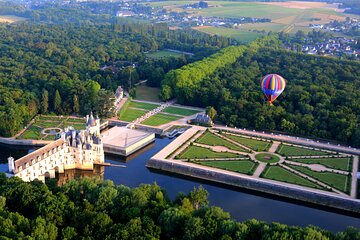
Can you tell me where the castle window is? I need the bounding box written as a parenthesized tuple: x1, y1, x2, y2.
(18, 166, 22, 171)
(25, 163, 29, 168)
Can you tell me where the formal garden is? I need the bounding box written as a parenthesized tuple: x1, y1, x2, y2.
(172, 129, 355, 196)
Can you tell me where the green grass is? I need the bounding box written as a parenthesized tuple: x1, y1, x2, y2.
(223, 134, 271, 151)
(255, 153, 280, 164)
(162, 106, 201, 116)
(178, 145, 245, 159)
(18, 125, 41, 140)
(141, 113, 181, 126)
(146, 50, 184, 59)
(290, 157, 352, 172)
(119, 108, 148, 122)
(194, 27, 263, 43)
(277, 144, 331, 156)
(196, 132, 249, 152)
(128, 101, 160, 110)
(135, 85, 161, 102)
(196, 160, 257, 175)
(288, 165, 350, 194)
(261, 165, 323, 190)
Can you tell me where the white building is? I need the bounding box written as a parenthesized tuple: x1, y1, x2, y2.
(115, 86, 124, 105)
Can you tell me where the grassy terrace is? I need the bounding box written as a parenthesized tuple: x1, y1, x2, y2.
(277, 144, 331, 156)
(196, 132, 249, 152)
(223, 133, 271, 151)
(135, 85, 161, 102)
(146, 50, 185, 59)
(162, 106, 200, 116)
(196, 160, 257, 175)
(128, 101, 160, 110)
(261, 165, 323, 190)
(290, 157, 352, 172)
(177, 145, 245, 159)
(141, 113, 181, 126)
(288, 164, 350, 194)
(119, 108, 148, 122)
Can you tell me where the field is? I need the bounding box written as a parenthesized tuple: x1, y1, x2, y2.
(18, 116, 85, 140)
(195, 132, 249, 152)
(146, 50, 185, 59)
(223, 133, 271, 151)
(141, 113, 181, 126)
(288, 165, 350, 193)
(0, 15, 26, 23)
(193, 26, 263, 43)
(277, 144, 330, 156)
(178, 145, 244, 159)
(196, 160, 257, 175)
(261, 165, 323, 190)
(151, 1, 347, 34)
(290, 157, 352, 171)
(161, 106, 201, 116)
(135, 85, 161, 102)
(119, 108, 148, 122)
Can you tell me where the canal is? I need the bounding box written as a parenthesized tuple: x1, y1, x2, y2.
(0, 138, 359, 232)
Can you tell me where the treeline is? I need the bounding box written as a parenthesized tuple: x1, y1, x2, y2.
(0, 174, 359, 239)
(160, 35, 282, 103)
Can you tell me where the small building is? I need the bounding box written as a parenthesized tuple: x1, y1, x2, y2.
(116, 11, 134, 17)
(115, 86, 124, 105)
(188, 113, 213, 127)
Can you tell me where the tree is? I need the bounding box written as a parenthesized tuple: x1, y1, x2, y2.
(41, 90, 49, 114)
(73, 94, 80, 114)
(206, 106, 217, 120)
(54, 90, 62, 113)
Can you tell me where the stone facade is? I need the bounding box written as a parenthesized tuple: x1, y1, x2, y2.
(8, 113, 104, 182)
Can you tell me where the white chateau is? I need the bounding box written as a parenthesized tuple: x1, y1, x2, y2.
(8, 113, 105, 182)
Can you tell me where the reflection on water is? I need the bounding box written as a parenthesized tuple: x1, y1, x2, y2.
(56, 165, 105, 186)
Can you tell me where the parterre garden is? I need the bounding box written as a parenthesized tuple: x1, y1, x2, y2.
(172, 129, 356, 196)
(18, 115, 85, 140)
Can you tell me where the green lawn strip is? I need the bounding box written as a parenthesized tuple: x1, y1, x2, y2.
(196, 160, 257, 175)
(135, 86, 161, 102)
(277, 144, 331, 156)
(196, 132, 249, 152)
(18, 125, 42, 140)
(65, 118, 86, 123)
(287, 164, 350, 194)
(146, 50, 184, 59)
(162, 106, 201, 116)
(36, 120, 62, 128)
(289, 157, 352, 172)
(42, 135, 56, 141)
(119, 109, 148, 122)
(128, 101, 160, 110)
(177, 145, 245, 159)
(223, 133, 271, 151)
(141, 113, 181, 126)
(38, 115, 63, 121)
(261, 165, 324, 190)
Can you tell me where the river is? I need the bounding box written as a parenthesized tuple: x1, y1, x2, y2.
(0, 138, 359, 232)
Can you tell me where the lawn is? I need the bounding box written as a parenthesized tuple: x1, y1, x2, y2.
(196, 132, 249, 152)
(18, 126, 41, 140)
(193, 27, 263, 43)
(177, 145, 244, 159)
(277, 144, 330, 156)
(141, 113, 181, 126)
(135, 85, 161, 102)
(196, 160, 257, 175)
(119, 108, 148, 122)
(255, 153, 280, 164)
(290, 157, 352, 172)
(288, 165, 350, 194)
(146, 50, 184, 59)
(223, 133, 271, 151)
(128, 101, 160, 110)
(162, 106, 201, 116)
(261, 165, 323, 190)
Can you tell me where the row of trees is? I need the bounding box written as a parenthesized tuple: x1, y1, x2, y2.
(0, 174, 358, 239)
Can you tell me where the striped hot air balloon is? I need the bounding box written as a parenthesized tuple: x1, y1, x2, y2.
(260, 74, 286, 105)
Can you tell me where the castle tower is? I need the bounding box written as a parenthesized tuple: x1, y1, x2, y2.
(86, 112, 100, 136)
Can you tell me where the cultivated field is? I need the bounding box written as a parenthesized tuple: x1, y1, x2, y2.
(0, 15, 26, 23)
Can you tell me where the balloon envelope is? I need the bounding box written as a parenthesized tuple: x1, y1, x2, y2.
(260, 74, 286, 105)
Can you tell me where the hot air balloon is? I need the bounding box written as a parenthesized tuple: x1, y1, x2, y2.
(260, 74, 286, 105)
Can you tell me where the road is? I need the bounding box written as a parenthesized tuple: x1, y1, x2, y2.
(214, 125, 360, 155)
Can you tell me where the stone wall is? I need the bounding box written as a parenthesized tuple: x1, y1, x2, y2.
(147, 159, 360, 214)
(0, 137, 51, 146)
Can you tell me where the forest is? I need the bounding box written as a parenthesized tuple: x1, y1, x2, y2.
(0, 174, 359, 240)
(161, 36, 360, 147)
